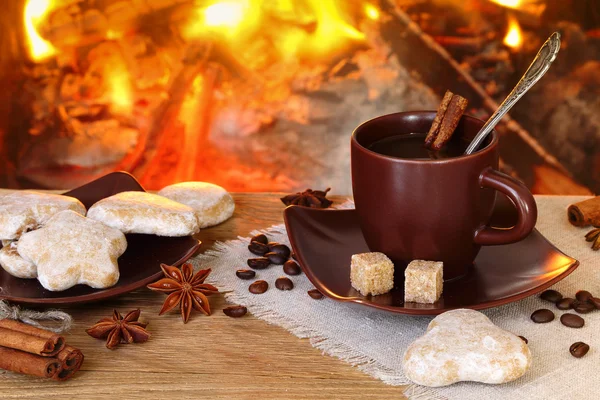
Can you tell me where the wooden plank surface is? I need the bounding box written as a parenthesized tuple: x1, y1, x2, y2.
(0, 193, 409, 399)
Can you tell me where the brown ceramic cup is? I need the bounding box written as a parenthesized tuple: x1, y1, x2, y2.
(351, 111, 537, 279)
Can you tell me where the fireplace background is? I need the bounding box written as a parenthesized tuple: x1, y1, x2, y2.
(0, 0, 598, 195)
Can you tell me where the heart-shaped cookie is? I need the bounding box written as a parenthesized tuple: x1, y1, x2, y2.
(403, 309, 531, 387)
(17, 210, 127, 291)
(87, 191, 199, 236)
(0, 191, 86, 240)
(157, 182, 235, 228)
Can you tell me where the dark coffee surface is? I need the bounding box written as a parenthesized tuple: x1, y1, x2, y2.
(367, 132, 467, 159)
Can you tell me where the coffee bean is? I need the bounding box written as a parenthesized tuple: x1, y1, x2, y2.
(556, 298, 575, 310)
(236, 269, 256, 280)
(308, 289, 324, 299)
(569, 342, 590, 358)
(248, 241, 269, 256)
(251, 234, 268, 245)
(266, 252, 287, 265)
(576, 290, 593, 302)
(560, 313, 585, 328)
(283, 260, 301, 275)
(223, 305, 248, 318)
(591, 297, 600, 309)
(291, 252, 297, 261)
(249, 280, 268, 294)
(540, 289, 563, 303)
(531, 309, 555, 323)
(247, 257, 271, 270)
(275, 277, 294, 291)
(573, 301, 595, 314)
(268, 243, 291, 259)
(518, 336, 528, 344)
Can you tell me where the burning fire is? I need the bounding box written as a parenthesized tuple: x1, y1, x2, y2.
(364, 4, 380, 21)
(24, 0, 56, 61)
(503, 15, 523, 49)
(183, 0, 365, 59)
(490, 0, 523, 8)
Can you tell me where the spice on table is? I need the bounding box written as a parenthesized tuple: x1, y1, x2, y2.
(275, 277, 294, 291)
(281, 188, 333, 208)
(223, 305, 248, 318)
(147, 263, 219, 323)
(568, 197, 600, 227)
(308, 289, 324, 300)
(569, 342, 590, 358)
(0, 319, 65, 357)
(86, 309, 150, 349)
(584, 227, 600, 250)
(0, 319, 83, 380)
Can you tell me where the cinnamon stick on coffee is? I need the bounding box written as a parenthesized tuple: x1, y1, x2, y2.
(425, 90, 469, 151)
(568, 196, 600, 227)
(0, 346, 62, 379)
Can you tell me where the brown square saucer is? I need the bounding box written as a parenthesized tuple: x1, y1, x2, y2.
(284, 196, 578, 315)
(0, 172, 200, 305)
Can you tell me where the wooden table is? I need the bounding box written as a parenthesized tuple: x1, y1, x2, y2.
(0, 193, 409, 399)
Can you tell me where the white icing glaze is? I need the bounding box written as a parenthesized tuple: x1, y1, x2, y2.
(402, 309, 531, 387)
(0, 191, 86, 240)
(87, 191, 200, 236)
(157, 182, 235, 228)
(17, 210, 127, 291)
(0, 242, 37, 279)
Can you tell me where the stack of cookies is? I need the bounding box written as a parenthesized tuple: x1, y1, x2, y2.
(0, 182, 234, 292)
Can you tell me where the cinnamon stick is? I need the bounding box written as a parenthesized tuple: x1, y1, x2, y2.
(431, 95, 469, 151)
(0, 346, 62, 379)
(54, 345, 84, 381)
(568, 197, 600, 227)
(425, 91, 469, 151)
(425, 90, 453, 148)
(0, 319, 65, 356)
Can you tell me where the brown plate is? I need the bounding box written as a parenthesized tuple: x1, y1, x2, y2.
(0, 172, 200, 305)
(284, 196, 578, 315)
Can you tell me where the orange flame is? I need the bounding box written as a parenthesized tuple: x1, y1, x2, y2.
(183, 0, 364, 60)
(503, 16, 523, 49)
(364, 3, 380, 20)
(24, 0, 56, 61)
(106, 70, 133, 114)
(490, 0, 523, 9)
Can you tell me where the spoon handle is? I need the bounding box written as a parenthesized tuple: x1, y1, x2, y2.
(464, 32, 561, 155)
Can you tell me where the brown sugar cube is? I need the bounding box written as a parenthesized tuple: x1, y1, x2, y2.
(404, 260, 443, 304)
(350, 252, 394, 296)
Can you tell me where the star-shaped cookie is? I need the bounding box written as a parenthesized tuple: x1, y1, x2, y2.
(0, 191, 86, 240)
(17, 210, 127, 291)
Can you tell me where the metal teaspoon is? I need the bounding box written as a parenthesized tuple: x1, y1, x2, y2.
(464, 32, 562, 155)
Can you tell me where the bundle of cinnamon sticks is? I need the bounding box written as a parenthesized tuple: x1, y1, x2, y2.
(0, 319, 84, 381)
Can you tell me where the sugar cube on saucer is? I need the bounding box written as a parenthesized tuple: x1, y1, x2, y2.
(404, 260, 443, 304)
(350, 252, 394, 296)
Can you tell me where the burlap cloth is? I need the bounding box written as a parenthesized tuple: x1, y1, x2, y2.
(195, 196, 599, 400)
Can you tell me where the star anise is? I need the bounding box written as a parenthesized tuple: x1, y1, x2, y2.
(281, 188, 333, 208)
(585, 227, 600, 250)
(86, 309, 150, 350)
(147, 263, 219, 323)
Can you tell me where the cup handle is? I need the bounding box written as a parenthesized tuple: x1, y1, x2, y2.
(474, 167, 538, 246)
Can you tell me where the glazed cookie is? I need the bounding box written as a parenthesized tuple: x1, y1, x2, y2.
(403, 309, 531, 387)
(0, 191, 86, 240)
(157, 182, 235, 228)
(0, 242, 36, 279)
(87, 191, 200, 236)
(17, 210, 127, 291)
